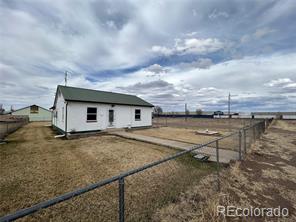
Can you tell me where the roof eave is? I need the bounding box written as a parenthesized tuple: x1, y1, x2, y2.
(65, 99, 154, 107)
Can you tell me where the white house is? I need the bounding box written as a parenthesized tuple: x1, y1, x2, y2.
(12, 104, 52, 121)
(51, 85, 154, 135)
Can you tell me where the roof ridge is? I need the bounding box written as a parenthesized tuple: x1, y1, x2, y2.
(57, 85, 153, 107)
(58, 85, 138, 98)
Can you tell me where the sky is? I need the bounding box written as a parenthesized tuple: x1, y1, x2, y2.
(0, 0, 296, 112)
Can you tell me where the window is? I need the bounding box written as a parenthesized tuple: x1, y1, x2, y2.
(109, 109, 114, 123)
(30, 105, 39, 114)
(87, 107, 97, 121)
(135, 109, 141, 121)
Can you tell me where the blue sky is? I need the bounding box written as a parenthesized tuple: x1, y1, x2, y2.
(0, 0, 296, 112)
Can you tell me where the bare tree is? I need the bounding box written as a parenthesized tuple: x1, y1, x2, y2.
(0, 104, 5, 115)
(153, 106, 163, 115)
(196, 109, 202, 115)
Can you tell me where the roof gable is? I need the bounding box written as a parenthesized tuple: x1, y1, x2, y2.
(13, 104, 50, 112)
(57, 85, 154, 107)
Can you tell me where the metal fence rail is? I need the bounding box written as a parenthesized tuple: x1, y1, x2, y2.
(0, 118, 272, 222)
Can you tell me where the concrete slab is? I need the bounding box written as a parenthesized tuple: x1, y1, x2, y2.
(110, 131, 239, 164)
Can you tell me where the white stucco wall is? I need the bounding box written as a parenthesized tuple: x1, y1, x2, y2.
(52, 91, 66, 131)
(12, 106, 52, 121)
(66, 102, 152, 133)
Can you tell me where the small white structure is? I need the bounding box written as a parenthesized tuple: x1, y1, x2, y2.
(51, 85, 154, 134)
(12, 105, 51, 121)
(251, 112, 296, 120)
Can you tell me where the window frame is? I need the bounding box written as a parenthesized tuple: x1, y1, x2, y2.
(108, 109, 114, 124)
(135, 109, 141, 121)
(87, 107, 97, 122)
(30, 105, 39, 114)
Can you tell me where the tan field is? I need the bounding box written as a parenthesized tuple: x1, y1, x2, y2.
(132, 127, 225, 145)
(131, 126, 240, 151)
(153, 120, 296, 221)
(0, 122, 215, 221)
(153, 117, 259, 132)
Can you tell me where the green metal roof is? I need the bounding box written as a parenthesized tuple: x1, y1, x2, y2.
(58, 85, 154, 107)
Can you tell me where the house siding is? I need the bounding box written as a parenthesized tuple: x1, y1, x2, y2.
(52, 91, 66, 132)
(65, 101, 152, 133)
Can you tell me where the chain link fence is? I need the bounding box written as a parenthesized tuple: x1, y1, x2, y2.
(0, 119, 272, 222)
(0, 116, 29, 140)
(153, 116, 261, 131)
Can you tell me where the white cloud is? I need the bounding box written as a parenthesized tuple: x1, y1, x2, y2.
(0, 0, 295, 112)
(145, 64, 169, 74)
(151, 46, 173, 56)
(152, 38, 225, 56)
(264, 78, 293, 87)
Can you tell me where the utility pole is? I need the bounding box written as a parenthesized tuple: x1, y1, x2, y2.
(64, 71, 68, 86)
(228, 92, 231, 131)
(228, 92, 231, 118)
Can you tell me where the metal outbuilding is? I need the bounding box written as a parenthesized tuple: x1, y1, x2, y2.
(12, 105, 52, 121)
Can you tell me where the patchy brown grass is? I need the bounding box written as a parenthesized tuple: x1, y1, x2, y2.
(0, 122, 215, 221)
(154, 120, 296, 221)
(132, 127, 223, 144)
(132, 127, 239, 151)
(153, 117, 258, 132)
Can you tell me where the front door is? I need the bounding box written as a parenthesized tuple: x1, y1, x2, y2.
(108, 109, 114, 126)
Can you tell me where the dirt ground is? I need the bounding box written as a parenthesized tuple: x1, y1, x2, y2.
(0, 122, 215, 221)
(153, 117, 258, 132)
(154, 120, 296, 221)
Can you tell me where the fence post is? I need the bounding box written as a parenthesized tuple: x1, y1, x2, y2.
(243, 129, 247, 154)
(165, 114, 168, 126)
(264, 120, 267, 132)
(253, 125, 256, 142)
(216, 140, 220, 191)
(238, 130, 242, 160)
(119, 177, 125, 222)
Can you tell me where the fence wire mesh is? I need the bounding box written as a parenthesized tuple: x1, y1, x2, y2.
(124, 155, 215, 221)
(0, 116, 29, 140)
(0, 118, 272, 222)
(17, 182, 118, 222)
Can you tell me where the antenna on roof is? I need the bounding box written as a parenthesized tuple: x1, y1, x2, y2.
(64, 71, 68, 86)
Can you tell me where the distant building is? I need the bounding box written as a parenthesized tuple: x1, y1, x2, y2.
(12, 105, 52, 121)
(251, 112, 296, 120)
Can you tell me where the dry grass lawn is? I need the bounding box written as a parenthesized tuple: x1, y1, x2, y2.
(132, 127, 222, 144)
(0, 122, 215, 221)
(132, 127, 239, 151)
(154, 120, 296, 221)
(153, 117, 258, 132)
